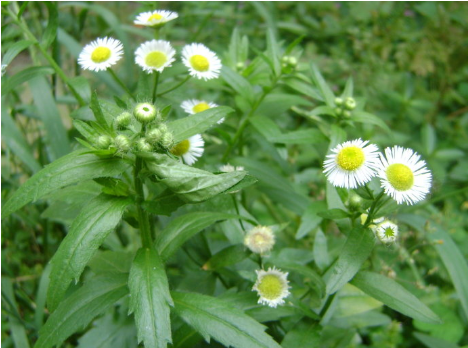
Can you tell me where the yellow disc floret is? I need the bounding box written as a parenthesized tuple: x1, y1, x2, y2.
(336, 146, 365, 171)
(257, 275, 283, 300)
(386, 163, 414, 191)
(148, 13, 163, 21)
(91, 47, 111, 63)
(193, 102, 210, 113)
(171, 139, 190, 156)
(190, 55, 210, 72)
(145, 52, 167, 68)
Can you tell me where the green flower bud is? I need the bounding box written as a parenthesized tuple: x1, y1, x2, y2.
(115, 111, 132, 129)
(287, 56, 297, 67)
(343, 110, 352, 118)
(344, 97, 356, 110)
(347, 193, 362, 210)
(334, 97, 344, 106)
(134, 103, 158, 124)
(114, 135, 130, 152)
(95, 135, 112, 149)
(137, 138, 152, 152)
(334, 107, 342, 116)
(160, 132, 174, 149)
(146, 128, 162, 145)
(158, 123, 168, 133)
(236, 62, 245, 70)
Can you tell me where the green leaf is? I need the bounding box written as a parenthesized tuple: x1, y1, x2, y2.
(157, 212, 239, 261)
(266, 28, 281, 76)
(2, 66, 54, 96)
(2, 149, 129, 219)
(69, 76, 91, 104)
(203, 244, 249, 271)
(2, 40, 34, 66)
(352, 110, 391, 133)
(351, 271, 440, 324)
(413, 304, 464, 343)
(129, 248, 173, 348)
(421, 124, 436, 155)
(223, 174, 258, 194)
(41, 2, 58, 47)
(167, 106, 234, 143)
(90, 91, 109, 129)
(310, 63, 335, 107)
(341, 77, 354, 99)
(317, 208, 349, 220)
(47, 194, 131, 311)
(309, 105, 337, 118)
(296, 201, 326, 239)
(324, 227, 375, 295)
(283, 77, 323, 101)
(35, 274, 128, 348)
(221, 66, 254, 104)
(281, 323, 320, 348)
(313, 229, 330, 271)
(73, 119, 100, 144)
(34, 264, 52, 330)
(413, 332, 460, 348)
(143, 189, 186, 216)
(171, 291, 282, 348)
(88, 251, 134, 274)
(144, 153, 246, 203)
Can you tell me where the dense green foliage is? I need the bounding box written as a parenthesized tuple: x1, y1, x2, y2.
(2, 2, 468, 348)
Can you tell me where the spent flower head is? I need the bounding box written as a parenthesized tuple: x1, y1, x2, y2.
(78, 37, 123, 72)
(182, 43, 222, 80)
(253, 267, 290, 308)
(244, 226, 275, 254)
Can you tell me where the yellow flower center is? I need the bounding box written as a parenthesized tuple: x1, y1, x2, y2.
(386, 163, 414, 191)
(190, 55, 209, 72)
(145, 52, 167, 68)
(91, 47, 111, 63)
(148, 13, 163, 21)
(170, 139, 190, 156)
(257, 275, 283, 300)
(193, 102, 210, 113)
(336, 146, 365, 171)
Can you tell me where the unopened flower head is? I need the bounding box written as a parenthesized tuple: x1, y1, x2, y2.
(170, 134, 204, 165)
(115, 111, 132, 129)
(137, 138, 152, 152)
(323, 138, 380, 189)
(114, 135, 130, 152)
(219, 164, 244, 172)
(244, 226, 275, 254)
(375, 220, 399, 243)
(377, 146, 432, 205)
(253, 267, 290, 308)
(135, 40, 176, 73)
(134, 103, 158, 123)
(134, 10, 178, 27)
(182, 43, 222, 80)
(78, 37, 123, 72)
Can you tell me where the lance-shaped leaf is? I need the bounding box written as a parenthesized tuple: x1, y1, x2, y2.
(324, 227, 375, 295)
(2, 149, 129, 219)
(171, 291, 282, 348)
(35, 274, 128, 348)
(167, 106, 234, 143)
(47, 194, 131, 311)
(129, 248, 173, 348)
(351, 271, 440, 324)
(145, 153, 246, 203)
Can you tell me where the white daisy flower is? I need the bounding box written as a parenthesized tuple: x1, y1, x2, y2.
(135, 40, 176, 73)
(252, 267, 290, 308)
(244, 226, 275, 254)
(323, 138, 380, 189)
(219, 164, 244, 172)
(181, 99, 224, 124)
(78, 37, 123, 72)
(375, 220, 399, 243)
(134, 10, 178, 27)
(182, 43, 222, 80)
(377, 146, 432, 205)
(170, 134, 204, 165)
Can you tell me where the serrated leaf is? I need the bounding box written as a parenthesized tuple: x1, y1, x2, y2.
(157, 212, 240, 261)
(351, 271, 440, 324)
(129, 248, 173, 348)
(324, 227, 375, 295)
(35, 274, 128, 348)
(171, 291, 282, 348)
(47, 194, 131, 311)
(167, 106, 234, 143)
(2, 149, 129, 219)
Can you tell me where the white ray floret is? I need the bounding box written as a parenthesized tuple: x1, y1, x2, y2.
(323, 138, 380, 189)
(377, 146, 432, 205)
(78, 37, 123, 72)
(135, 40, 176, 73)
(182, 43, 222, 80)
(252, 267, 290, 308)
(219, 164, 244, 172)
(134, 10, 178, 27)
(181, 99, 224, 123)
(170, 134, 204, 165)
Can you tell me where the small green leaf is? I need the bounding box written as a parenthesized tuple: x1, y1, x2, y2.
(172, 291, 282, 348)
(313, 229, 330, 271)
(352, 110, 391, 133)
(2, 40, 34, 66)
(69, 76, 91, 104)
(221, 66, 255, 104)
(266, 28, 281, 76)
(281, 323, 320, 348)
(129, 248, 173, 348)
(351, 271, 440, 324)
(73, 119, 100, 143)
(413, 332, 460, 348)
(203, 245, 249, 270)
(296, 201, 326, 239)
(317, 208, 349, 220)
(41, 2, 58, 47)
(310, 63, 335, 107)
(47, 194, 131, 311)
(421, 124, 436, 155)
(143, 189, 186, 216)
(35, 274, 128, 348)
(90, 91, 109, 129)
(341, 77, 354, 99)
(2, 66, 54, 96)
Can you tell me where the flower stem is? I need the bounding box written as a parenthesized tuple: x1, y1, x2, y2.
(107, 68, 135, 101)
(152, 72, 160, 104)
(157, 75, 191, 97)
(364, 191, 385, 227)
(134, 155, 152, 248)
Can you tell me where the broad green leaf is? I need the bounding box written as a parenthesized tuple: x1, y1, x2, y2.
(144, 153, 246, 203)
(47, 194, 131, 311)
(313, 229, 330, 271)
(413, 332, 460, 348)
(2, 149, 129, 219)
(35, 274, 128, 348)
(143, 189, 186, 216)
(88, 251, 134, 274)
(296, 201, 326, 239)
(275, 262, 325, 300)
(352, 110, 391, 132)
(171, 291, 282, 348)
(413, 304, 464, 342)
(317, 208, 349, 220)
(324, 227, 375, 295)
(203, 244, 249, 271)
(275, 129, 326, 145)
(129, 248, 173, 348)
(41, 2, 58, 47)
(283, 77, 323, 101)
(351, 271, 440, 324)
(310, 63, 335, 107)
(2, 39, 34, 66)
(309, 105, 337, 117)
(157, 212, 239, 261)
(167, 106, 234, 143)
(223, 174, 258, 194)
(221, 66, 254, 104)
(281, 323, 320, 348)
(2, 66, 54, 96)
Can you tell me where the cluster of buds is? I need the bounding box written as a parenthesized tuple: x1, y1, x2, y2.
(334, 96, 356, 118)
(281, 55, 298, 74)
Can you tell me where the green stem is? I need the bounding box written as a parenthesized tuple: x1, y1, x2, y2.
(107, 68, 135, 100)
(134, 155, 152, 248)
(157, 75, 191, 97)
(152, 72, 160, 104)
(364, 191, 385, 227)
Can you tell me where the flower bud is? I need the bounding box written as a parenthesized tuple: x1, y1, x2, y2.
(133, 103, 158, 124)
(287, 56, 297, 67)
(115, 111, 132, 129)
(236, 62, 245, 70)
(160, 132, 174, 149)
(114, 135, 130, 152)
(344, 97, 356, 110)
(334, 107, 342, 116)
(95, 135, 112, 149)
(137, 138, 152, 152)
(334, 97, 343, 106)
(343, 110, 352, 118)
(347, 193, 362, 210)
(146, 128, 162, 145)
